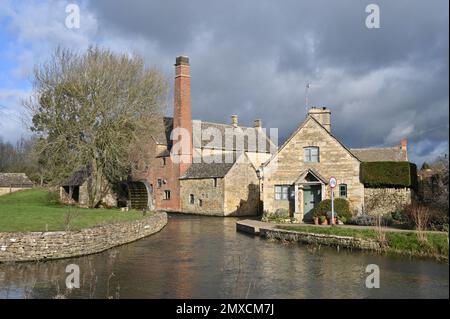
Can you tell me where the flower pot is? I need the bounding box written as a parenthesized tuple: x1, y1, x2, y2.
(321, 218, 328, 225)
(314, 217, 319, 225)
(329, 217, 337, 225)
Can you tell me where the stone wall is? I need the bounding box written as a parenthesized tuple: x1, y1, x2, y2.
(0, 212, 167, 262)
(224, 162, 260, 216)
(364, 187, 412, 215)
(261, 227, 380, 251)
(59, 183, 117, 208)
(0, 187, 32, 196)
(263, 117, 364, 216)
(180, 177, 225, 215)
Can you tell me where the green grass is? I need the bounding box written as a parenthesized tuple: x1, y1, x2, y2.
(278, 225, 449, 261)
(0, 188, 149, 232)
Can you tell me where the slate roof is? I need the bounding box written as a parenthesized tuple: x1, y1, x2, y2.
(62, 167, 91, 186)
(180, 162, 235, 179)
(152, 117, 174, 145)
(153, 117, 274, 154)
(0, 173, 33, 187)
(350, 147, 408, 162)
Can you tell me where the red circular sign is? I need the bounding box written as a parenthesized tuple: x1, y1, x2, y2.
(329, 177, 337, 188)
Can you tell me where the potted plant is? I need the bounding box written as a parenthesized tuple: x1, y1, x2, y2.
(320, 215, 327, 225)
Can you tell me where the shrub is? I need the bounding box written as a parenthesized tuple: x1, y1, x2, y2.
(273, 208, 289, 219)
(313, 198, 351, 220)
(391, 210, 403, 222)
(348, 214, 392, 227)
(360, 161, 418, 189)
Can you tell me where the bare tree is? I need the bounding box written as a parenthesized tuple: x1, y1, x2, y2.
(24, 47, 168, 208)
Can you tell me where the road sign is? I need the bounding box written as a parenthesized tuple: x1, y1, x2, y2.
(329, 177, 337, 189)
(329, 177, 337, 225)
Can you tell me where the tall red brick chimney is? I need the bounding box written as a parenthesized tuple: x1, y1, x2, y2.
(173, 56, 192, 175)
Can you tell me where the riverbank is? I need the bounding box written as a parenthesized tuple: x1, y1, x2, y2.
(236, 220, 449, 262)
(0, 212, 167, 262)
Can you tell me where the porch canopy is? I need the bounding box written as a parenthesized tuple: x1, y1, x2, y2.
(293, 168, 328, 221)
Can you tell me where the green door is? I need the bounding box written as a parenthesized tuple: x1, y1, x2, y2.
(303, 185, 321, 221)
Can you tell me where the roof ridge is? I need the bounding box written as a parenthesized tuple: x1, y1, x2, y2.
(351, 146, 399, 150)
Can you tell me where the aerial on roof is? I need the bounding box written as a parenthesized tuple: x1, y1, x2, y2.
(0, 173, 33, 187)
(350, 147, 408, 162)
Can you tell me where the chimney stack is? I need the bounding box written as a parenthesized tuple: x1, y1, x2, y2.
(173, 55, 192, 174)
(231, 115, 238, 127)
(400, 138, 407, 151)
(308, 107, 331, 132)
(254, 119, 262, 128)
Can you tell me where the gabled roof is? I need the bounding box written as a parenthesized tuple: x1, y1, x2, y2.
(179, 162, 235, 179)
(62, 167, 91, 186)
(152, 117, 274, 154)
(350, 147, 408, 162)
(194, 120, 274, 153)
(294, 168, 328, 184)
(0, 173, 33, 187)
(263, 115, 360, 167)
(180, 153, 256, 180)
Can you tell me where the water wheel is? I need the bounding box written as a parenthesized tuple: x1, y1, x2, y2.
(127, 181, 149, 210)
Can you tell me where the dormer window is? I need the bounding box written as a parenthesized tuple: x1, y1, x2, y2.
(304, 147, 319, 163)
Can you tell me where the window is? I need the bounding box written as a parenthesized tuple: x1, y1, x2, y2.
(162, 157, 166, 166)
(275, 185, 290, 200)
(304, 147, 319, 163)
(198, 199, 203, 207)
(213, 178, 217, 187)
(164, 190, 171, 200)
(189, 194, 195, 204)
(339, 184, 347, 198)
(157, 179, 163, 188)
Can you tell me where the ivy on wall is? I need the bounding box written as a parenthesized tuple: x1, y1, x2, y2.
(360, 161, 418, 189)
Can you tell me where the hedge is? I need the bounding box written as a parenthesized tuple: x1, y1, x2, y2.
(360, 161, 418, 189)
(313, 198, 351, 220)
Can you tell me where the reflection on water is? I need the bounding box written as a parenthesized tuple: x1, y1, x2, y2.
(0, 214, 448, 299)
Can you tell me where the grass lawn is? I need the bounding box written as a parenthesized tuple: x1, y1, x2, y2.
(0, 188, 149, 232)
(278, 225, 449, 260)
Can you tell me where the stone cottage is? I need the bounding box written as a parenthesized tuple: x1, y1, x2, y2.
(130, 56, 274, 215)
(261, 107, 413, 221)
(0, 173, 33, 196)
(179, 154, 260, 216)
(60, 167, 118, 208)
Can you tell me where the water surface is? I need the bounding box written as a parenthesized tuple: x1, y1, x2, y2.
(0, 214, 448, 298)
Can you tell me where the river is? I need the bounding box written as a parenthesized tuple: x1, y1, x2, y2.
(0, 214, 448, 299)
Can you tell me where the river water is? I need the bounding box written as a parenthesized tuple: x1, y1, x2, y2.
(0, 214, 448, 299)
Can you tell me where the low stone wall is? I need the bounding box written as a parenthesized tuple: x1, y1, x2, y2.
(0, 212, 167, 262)
(260, 228, 380, 251)
(0, 187, 32, 196)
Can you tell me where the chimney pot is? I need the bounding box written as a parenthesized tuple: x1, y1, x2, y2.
(175, 56, 189, 66)
(231, 115, 238, 127)
(254, 119, 262, 128)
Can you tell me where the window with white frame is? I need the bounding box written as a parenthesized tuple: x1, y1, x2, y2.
(304, 147, 319, 163)
(339, 184, 347, 198)
(275, 185, 290, 200)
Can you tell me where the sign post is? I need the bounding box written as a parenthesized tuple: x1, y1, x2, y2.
(329, 177, 337, 225)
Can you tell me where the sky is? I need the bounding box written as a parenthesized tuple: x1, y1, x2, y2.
(0, 0, 448, 166)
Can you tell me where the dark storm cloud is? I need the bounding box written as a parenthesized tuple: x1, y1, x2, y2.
(87, 0, 449, 164)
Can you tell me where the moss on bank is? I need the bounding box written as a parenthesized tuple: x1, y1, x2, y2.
(277, 225, 449, 261)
